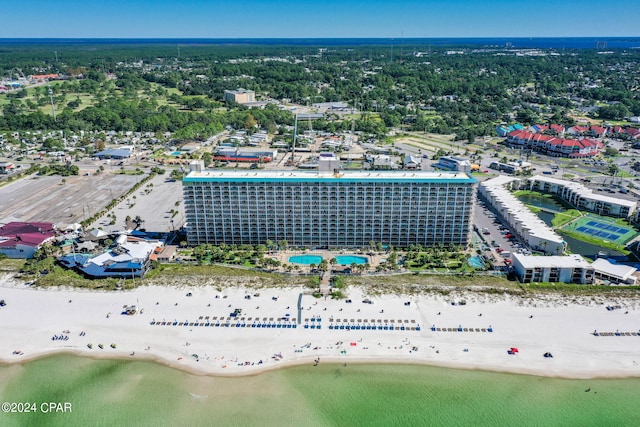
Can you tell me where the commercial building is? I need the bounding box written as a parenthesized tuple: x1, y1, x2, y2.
(489, 160, 531, 174)
(0, 161, 15, 174)
(223, 88, 256, 104)
(0, 222, 56, 259)
(58, 235, 161, 278)
(213, 148, 278, 163)
(434, 156, 471, 172)
(525, 175, 637, 219)
(183, 170, 477, 248)
(479, 176, 566, 255)
(496, 123, 524, 137)
(511, 253, 594, 284)
(403, 155, 422, 170)
(94, 148, 133, 160)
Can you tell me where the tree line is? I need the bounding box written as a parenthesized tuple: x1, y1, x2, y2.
(3, 41, 640, 138)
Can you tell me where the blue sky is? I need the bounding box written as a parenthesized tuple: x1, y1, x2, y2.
(2, 0, 638, 38)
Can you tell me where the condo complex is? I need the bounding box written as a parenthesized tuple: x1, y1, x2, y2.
(183, 169, 477, 248)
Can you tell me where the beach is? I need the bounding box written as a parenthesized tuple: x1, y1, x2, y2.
(1, 273, 640, 379)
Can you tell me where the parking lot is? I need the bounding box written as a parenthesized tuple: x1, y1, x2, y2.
(0, 173, 144, 225)
(473, 199, 530, 262)
(88, 173, 184, 234)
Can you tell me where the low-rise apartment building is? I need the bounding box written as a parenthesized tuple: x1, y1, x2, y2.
(511, 253, 594, 284)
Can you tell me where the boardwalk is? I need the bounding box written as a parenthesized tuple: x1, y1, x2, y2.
(319, 270, 331, 296)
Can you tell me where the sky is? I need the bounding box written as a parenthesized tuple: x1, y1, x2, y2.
(2, 0, 639, 39)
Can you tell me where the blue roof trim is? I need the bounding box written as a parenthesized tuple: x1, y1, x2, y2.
(183, 176, 478, 185)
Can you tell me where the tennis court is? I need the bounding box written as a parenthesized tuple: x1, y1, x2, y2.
(585, 220, 630, 235)
(575, 226, 621, 242)
(562, 214, 638, 245)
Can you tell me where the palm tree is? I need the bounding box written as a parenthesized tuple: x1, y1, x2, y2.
(265, 240, 274, 251)
(351, 262, 358, 273)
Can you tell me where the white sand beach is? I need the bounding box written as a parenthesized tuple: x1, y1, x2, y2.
(1, 273, 640, 379)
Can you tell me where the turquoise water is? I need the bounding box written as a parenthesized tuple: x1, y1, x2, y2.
(170, 151, 182, 156)
(468, 255, 485, 269)
(335, 255, 368, 265)
(1, 355, 640, 427)
(288, 255, 323, 265)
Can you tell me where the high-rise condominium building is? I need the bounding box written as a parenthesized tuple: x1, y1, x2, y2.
(183, 170, 477, 248)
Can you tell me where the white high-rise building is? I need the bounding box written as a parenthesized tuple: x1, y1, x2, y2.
(183, 170, 477, 248)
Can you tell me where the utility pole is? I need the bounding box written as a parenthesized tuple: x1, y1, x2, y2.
(48, 87, 56, 122)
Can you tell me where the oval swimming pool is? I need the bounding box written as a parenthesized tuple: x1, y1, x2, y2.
(288, 255, 323, 265)
(335, 255, 368, 265)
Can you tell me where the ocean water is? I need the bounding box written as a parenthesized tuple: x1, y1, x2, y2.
(1, 355, 639, 427)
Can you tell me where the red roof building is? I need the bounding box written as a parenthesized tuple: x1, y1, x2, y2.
(507, 130, 601, 158)
(0, 222, 56, 259)
(31, 74, 59, 80)
(625, 128, 640, 139)
(550, 124, 566, 135)
(567, 125, 590, 136)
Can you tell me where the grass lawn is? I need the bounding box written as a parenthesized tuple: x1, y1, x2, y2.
(550, 209, 582, 227)
(342, 161, 363, 169)
(616, 170, 635, 178)
(0, 258, 26, 272)
(165, 87, 183, 96)
(27, 265, 121, 289)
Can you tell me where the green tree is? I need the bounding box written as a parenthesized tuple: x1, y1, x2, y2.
(170, 169, 184, 180)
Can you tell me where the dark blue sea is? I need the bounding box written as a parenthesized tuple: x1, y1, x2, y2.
(1, 37, 639, 49)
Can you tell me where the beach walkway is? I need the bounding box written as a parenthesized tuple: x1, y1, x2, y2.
(320, 270, 331, 296)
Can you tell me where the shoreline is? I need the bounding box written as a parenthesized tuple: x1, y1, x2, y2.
(4, 350, 640, 381)
(2, 274, 640, 380)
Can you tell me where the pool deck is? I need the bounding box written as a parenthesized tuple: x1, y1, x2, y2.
(275, 250, 383, 272)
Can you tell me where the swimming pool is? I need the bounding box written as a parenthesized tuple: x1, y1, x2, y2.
(289, 255, 323, 265)
(335, 255, 368, 265)
(467, 256, 485, 269)
(170, 151, 183, 156)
